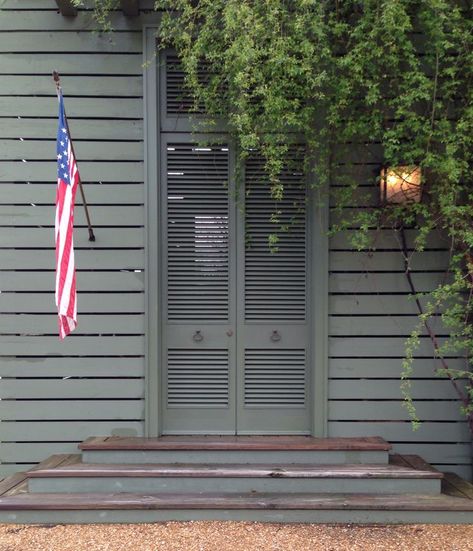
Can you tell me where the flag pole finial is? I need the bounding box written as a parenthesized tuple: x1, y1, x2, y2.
(52, 70, 61, 92)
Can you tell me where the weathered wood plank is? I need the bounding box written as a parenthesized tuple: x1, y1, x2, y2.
(0, 142, 143, 161)
(28, 462, 441, 479)
(330, 251, 450, 272)
(0, 53, 142, 74)
(29, 454, 81, 472)
(329, 401, 464, 421)
(0, 249, 144, 270)
(329, 315, 446, 336)
(329, 358, 466, 378)
(330, 229, 449, 250)
(329, 187, 379, 208)
(330, 272, 449, 294)
(0, 379, 144, 399)
(0, 161, 143, 182)
(400, 454, 442, 474)
(0, 228, 144, 249)
(1, 75, 142, 96)
(0, 269, 144, 291)
(0, 421, 144, 441)
(1, 491, 472, 511)
(0, 205, 144, 226)
(1, 479, 28, 497)
(442, 473, 473, 500)
(0, 335, 144, 355)
(329, 336, 450, 357)
(1, 0, 59, 8)
(330, 208, 448, 229)
(329, 379, 466, 400)
(0, 10, 160, 31)
(330, 295, 442, 315)
(0, 183, 143, 203)
(441, 474, 469, 498)
(0, 31, 141, 52)
(79, 435, 391, 451)
(328, 421, 470, 442)
(0, 118, 143, 140)
(0, 443, 81, 464)
(0, 293, 144, 313)
(0, 473, 28, 497)
(0, 400, 144, 420)
(0, 314, 145, 334)
(0, 357, 144, 378)
(0, 97, 142, 118)
(436, 465, 472, 481)
(393, 443, 472, 466)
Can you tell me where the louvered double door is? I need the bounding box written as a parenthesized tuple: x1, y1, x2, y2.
(161, 140, 311, 434)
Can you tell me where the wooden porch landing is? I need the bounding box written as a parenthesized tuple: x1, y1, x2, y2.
(79, 435, 392, 451)
(0, 436, 472, 524)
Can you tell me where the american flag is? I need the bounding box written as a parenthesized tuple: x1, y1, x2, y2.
(55, 92, 79, 339)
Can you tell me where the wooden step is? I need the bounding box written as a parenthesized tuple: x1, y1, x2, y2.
(80, 436, 391, 465)
(0, 491, 472, 524)
(80, 436, 392, 451)
(28, 461, 442, 479)
(27, 455, 442, 495)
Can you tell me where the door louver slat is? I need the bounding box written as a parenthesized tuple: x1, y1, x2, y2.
(167, 143, 229, 322)
(245, 149, 307, 321)
(167, 349, 229, 407)
(166, 55, 210, 115)
(244, 350, 306, 407)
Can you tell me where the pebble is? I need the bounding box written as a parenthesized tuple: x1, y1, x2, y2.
(0, 522, 472, 551)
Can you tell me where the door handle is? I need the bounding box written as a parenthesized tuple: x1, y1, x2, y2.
(270, 330, 281, 342)
(193, 330, 204, 342)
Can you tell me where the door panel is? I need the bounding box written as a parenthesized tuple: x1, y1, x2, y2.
(162, 141, 236, 433)
(237, 149, 311, 434)
(161, 141, 310, 434)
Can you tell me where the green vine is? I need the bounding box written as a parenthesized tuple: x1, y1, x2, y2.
(85, 0, 473, 433)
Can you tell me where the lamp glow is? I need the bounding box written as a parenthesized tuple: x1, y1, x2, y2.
(380, 165, 422, 204)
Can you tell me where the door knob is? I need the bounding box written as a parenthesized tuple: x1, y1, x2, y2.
(193, 330, 204, 342)
(226, 329, 234, 337)
(270, 330, 281, 342)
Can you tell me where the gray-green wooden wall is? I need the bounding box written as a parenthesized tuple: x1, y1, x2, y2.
(0, 0, 470, 481)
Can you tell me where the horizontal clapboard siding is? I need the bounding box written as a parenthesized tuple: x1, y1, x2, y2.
(0, 3, 146, 475)
(1, 2, 470, 483)
(329, 165, 471, 480)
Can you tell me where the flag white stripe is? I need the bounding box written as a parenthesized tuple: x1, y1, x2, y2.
(55, 94, 79, 339)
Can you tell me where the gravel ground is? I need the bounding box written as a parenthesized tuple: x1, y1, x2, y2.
(0, 522, 472, 551)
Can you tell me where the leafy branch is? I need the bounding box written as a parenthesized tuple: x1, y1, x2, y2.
(86, 0, 473, 433)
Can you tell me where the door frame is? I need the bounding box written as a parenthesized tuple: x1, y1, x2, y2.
(143, 27, 328, 438)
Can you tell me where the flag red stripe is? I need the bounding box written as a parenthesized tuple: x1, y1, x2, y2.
(55, 94, 79, 339)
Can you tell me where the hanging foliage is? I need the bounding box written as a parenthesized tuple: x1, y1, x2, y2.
(78, 0, 473, 432)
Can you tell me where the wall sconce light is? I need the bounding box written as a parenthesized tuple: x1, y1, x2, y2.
(380, 165, 422, 205)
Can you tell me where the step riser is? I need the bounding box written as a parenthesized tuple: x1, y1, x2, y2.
(2, 508, 473, 525)
(81, 450, 389, 465)
(28, 477, 441, 495)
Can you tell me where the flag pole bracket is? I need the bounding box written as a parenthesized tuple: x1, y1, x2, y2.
(52, 70, 96, 242)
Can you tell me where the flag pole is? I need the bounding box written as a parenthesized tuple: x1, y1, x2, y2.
(52, 71, 96, 242)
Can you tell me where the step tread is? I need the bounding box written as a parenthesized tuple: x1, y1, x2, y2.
(28, 462, 443, 479)
(392, 454, 441, 474)
(80, 436, 391, 452)
(0, 455, 81, 496)
(0, 491, 471, 511)
(443, 472, 473, 500)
